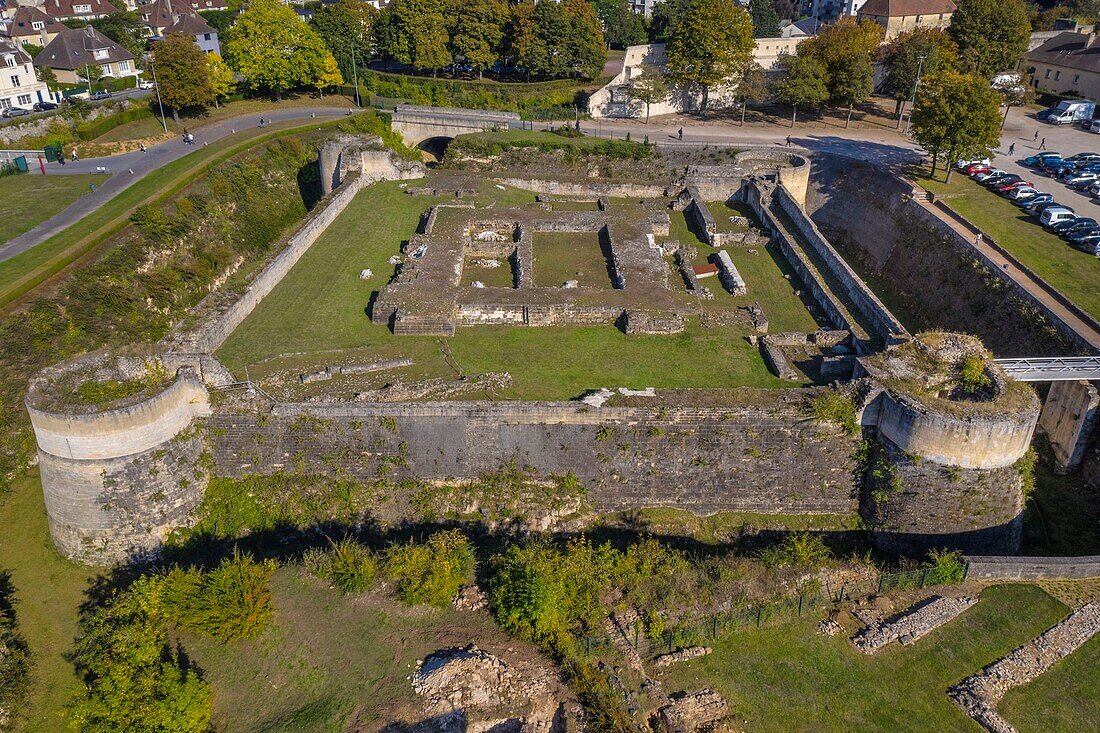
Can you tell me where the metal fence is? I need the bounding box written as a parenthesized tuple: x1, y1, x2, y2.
(579, 560, 968, 661)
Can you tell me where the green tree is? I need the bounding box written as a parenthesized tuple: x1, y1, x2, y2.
(911, 69, 1002, 178)
(630, 64, 669, 122)
(506, 0, 539, 74)
(385, 530, 475, 607)
(749, 0, 779, 38)
(647, 0, 692, 43)
(314, 52, 345, 97)
(224, 0, 334, 98)
(310, 0, 378, 83)
(152, 33, 213, 122)
(666, 0, 754, 113)
(92, 11, 145, 58)
(563, 0, 605, 80)
(205, 52, 235, 108)
(594, 0, 646, 49)
(392, 0, 452, 73)
(522, 0, 570, 77)
(798, 17, 883, 126)
(448, 0, 507, 77)
(198, 9, 235, 35)
(880, 27, 959, 120)
(733, 60, 767, 126)
(374, 7, 410, 70)
(948, 0, 1030, 78)
(769, 53, 828, 127)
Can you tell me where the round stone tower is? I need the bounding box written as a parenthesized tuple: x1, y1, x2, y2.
(25, 350, 211, 565)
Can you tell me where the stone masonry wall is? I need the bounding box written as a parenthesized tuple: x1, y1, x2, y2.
(206, 397, 861, 516)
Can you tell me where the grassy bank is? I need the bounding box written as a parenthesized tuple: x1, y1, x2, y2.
(0, 175, 104, 245)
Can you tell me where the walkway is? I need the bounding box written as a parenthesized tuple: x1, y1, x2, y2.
(0, 103, 353, 263)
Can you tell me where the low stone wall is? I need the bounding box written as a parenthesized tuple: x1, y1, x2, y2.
(495, 177, 669, 199)
(965, 555, 1100, 580)
(851, 595, 977, 654)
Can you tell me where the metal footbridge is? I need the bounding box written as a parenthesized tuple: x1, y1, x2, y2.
(994, 356, 1100, 381)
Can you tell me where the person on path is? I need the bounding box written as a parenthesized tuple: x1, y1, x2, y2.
(785, 135, 792, 147)
(678, 127, 683, 141)
(1008, 143, 1015, 156)
(1034, 130, 1039, 141)
(139, 141, 146, 153)
(975, 232, 983, 245)
(57, 151, 65, 166)
(1040, 137, 1047, 150)
(71, 149, 78, 161)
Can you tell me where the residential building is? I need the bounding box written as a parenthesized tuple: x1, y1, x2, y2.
(1025, 31, 1100, 101)
(856, 0, 955, 40)
(164, 11, 218, 54)
(39, 0, 119, 22)
(802, 0, 870, 24)
(189, 0, 229, 9)
(0, 6, 63, 48)
(779, 17, 822, 38)
(33, 24, 137, 84)
(0, 37, 50, 110)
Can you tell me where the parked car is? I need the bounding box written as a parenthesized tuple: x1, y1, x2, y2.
(1071, 236, 1100, 255)
(956, 157, 992, 169)
(974, 169, 1008, 183)
(1043, 159, 1077, 175)
(137, 79, 155, 90)
(1024, 152, 1061, 167)
(1, 106, 29, 118)
(1051, 216, 1097, 235)
(989, 175, 1025, 189)
(1068, 173, 1100, 189)
(1008, 187, 1041, 201)
(1068, 227, 1100, 245)
(963, 162, 994, 175)
(31, 100, 58, 112)
(88, 90, 111, 100)
(1040, 206, 1077, 228)
(1088, 120, 1100, 134)
(1025, 196, 1059, 213)
(1067, 151, 1100, 162)
(1044, 100, 1095, 125)
(995, 182, 1033, 196)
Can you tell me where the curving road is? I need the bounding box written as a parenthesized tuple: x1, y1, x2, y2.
(0, 103, 354, 264)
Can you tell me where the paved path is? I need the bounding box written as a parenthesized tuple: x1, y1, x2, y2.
(0, 103, 353, 263)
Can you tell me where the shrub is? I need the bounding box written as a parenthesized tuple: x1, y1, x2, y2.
(161, 550, 277, 642)
(303, 537, 378, 594)
(67, 578, 213, 733)
(0, 602, 28, 729)
(385, 530, 475, 607)
(927, 549, 967, 584)
(759, 532, 833, 568)
(957, 353, 992, 396)
(808, 391, 858, 435)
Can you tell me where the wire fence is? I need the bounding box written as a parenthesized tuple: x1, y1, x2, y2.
(578, 560, 969, 661)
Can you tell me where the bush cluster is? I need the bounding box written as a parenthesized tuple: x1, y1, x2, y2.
(384, 529, 475, 607)
(447, 135, 653, 163)
(303, 537, 378, 594)
(161, 551, 277, 642)
(808, 391, 859, 435)
(349, 72, 586, 119)
(0, 600, 28, 731)
(757, 532, 834, 569)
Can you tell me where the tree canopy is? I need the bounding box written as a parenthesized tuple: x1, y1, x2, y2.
(152, 33, 213, 121)
(769, 54, 828, 126)
(796, 17, 883, 123)
(630, 64, 669, 122)
(911, 69, 1003, 177)
(880, 27, 959, 116)
(665, 0, 754, 111)
(948, 0, 1030, 78)
(91, 12, 146, 58)
(749, 0, 779, 38)
(205, 52, 235, 107)
(594, 0, 647, 49)
(448, 0, 508, 76)
(224, 0, 339, 98)
(309, 0, 378, 82)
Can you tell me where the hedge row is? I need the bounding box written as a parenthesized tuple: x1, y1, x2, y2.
(75, 106, 156, 141)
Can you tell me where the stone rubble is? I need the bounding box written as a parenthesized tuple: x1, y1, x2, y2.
(656, 689, 729, 733)
(653, 646, 712, 668)
(817, 618, 843, 637)
(948, 603, 1100, 733)
(452, 585, 488, 612)
(851, 595, 977, 654)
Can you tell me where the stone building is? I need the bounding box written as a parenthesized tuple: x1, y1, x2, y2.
(1025, 31, 1100, 101)
(0, 37, 49, 112)
(856, 0, 955, 40)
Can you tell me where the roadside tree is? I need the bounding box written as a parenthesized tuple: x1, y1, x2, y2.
(224, 0, 334, 98)
(666, 0, 754, 114)
(310, 0, 378, 83)
(769, 54, 828, 127)
(749, 0, 779, 38)
(948, 0, 1030, 79)
(880, 27, 958, 120)
(314, 53, 345, 97)
(911, 69, 1002, 179)
(448, 0, 508, 78)
(391, 0, 452, 73)
(204, 52, 235, 107)
(152, 33, 213, 122)
(648, 0, 691, 43)
(594, 0, 646, 49)
(562, 0, 606, 80)
(733, 61, 767, 126)
(798, 17, 883, 126)
(630, 64, 669, 123)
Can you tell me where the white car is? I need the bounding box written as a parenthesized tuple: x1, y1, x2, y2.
(1039, 206, 1076, 228)
(974, 169, 1007, 182)
(956, 157, 992, 169)
(1009, 186, 1040, 201)
(138, 79, 155, 90)
(1065, 172, 1100, 186)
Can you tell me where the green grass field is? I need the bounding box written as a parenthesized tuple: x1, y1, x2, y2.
(0, 174, 104, 244)
(916, 169, 1100, 323)
(216, 180, 817, 396)
(660, 584, 1083, 732)
(532, 231, 610, 287)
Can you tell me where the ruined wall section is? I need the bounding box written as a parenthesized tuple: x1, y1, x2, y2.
(206, 397, 861, 517)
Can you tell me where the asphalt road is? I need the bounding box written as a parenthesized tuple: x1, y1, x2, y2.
(0, 103, 354, 264)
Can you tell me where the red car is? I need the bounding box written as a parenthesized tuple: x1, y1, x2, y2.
(966, 163, 994, 176)
(994, 179, 1032, 194)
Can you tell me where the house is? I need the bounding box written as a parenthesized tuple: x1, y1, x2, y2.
(189, 0, 229, 9)
(779, 18, 822, 38)
(1025, 31, 1100, 101)
(163, 12, 218, 53)
(0, 6, 63, 48)
(802, 0, 870, 24)
(0, 37, 51, 111)
(39, 0, 119, 22)
(33, 25, 137, 84)
(856, 0, 955, 40)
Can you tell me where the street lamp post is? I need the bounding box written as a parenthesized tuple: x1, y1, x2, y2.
(351, 46, 360, 108)
(149, 58, 168, 133)
(904, 55, 927, 135)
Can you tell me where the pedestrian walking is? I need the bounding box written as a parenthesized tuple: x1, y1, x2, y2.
(1034, 130, 1039, 141)
(139, 141, 146, 153)
(678, 127, 683, 141)
(1008, 143, 1015, 156)
(71, 149, 78, 161)
(58, 152, 65, 166)
(785, 135, 792, 147)
(975, 232, 983, 245)
(1040, 137, 1047, 150)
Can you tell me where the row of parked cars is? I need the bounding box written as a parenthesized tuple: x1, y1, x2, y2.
(955, 155, 1100, 256)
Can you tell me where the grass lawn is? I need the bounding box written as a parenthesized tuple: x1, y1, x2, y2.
(463, 256, 515, 287)
(0, 474, 94, 733)
(1000, 630, 1100, 731)
(0, 174, 104, 244)
(915, 168, 1100, 323)
(217, 180, 799, 396)
(532, 231, 611, 287)
(660, 584, 1071, 732)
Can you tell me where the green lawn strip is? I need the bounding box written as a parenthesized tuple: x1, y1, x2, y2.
(917, 170, 1100, 323)
(0, 117, 348, 308)
(660, 584, 1068, 732)
(0, 474, 94, 733)
(1000, 630, 1100, 732)
(532, 231, 610, 287)
(0, 174, 104, 244)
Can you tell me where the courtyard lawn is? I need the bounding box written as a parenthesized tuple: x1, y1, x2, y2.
(660, 584, 1071, 732)
(217, 180, 803, 395)
(532, 231, 611, 287)
(0, 474, 94, 733)
(1000, 629, 1100, 732)
(0, 174, 103, 244)
(916, 168, 1100, 323)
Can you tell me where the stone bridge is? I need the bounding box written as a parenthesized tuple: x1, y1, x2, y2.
(390, 104, 521, 149)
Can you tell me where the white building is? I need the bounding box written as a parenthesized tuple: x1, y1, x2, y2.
(0, 37, 50, 111)
(801, 0, 870, 23)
